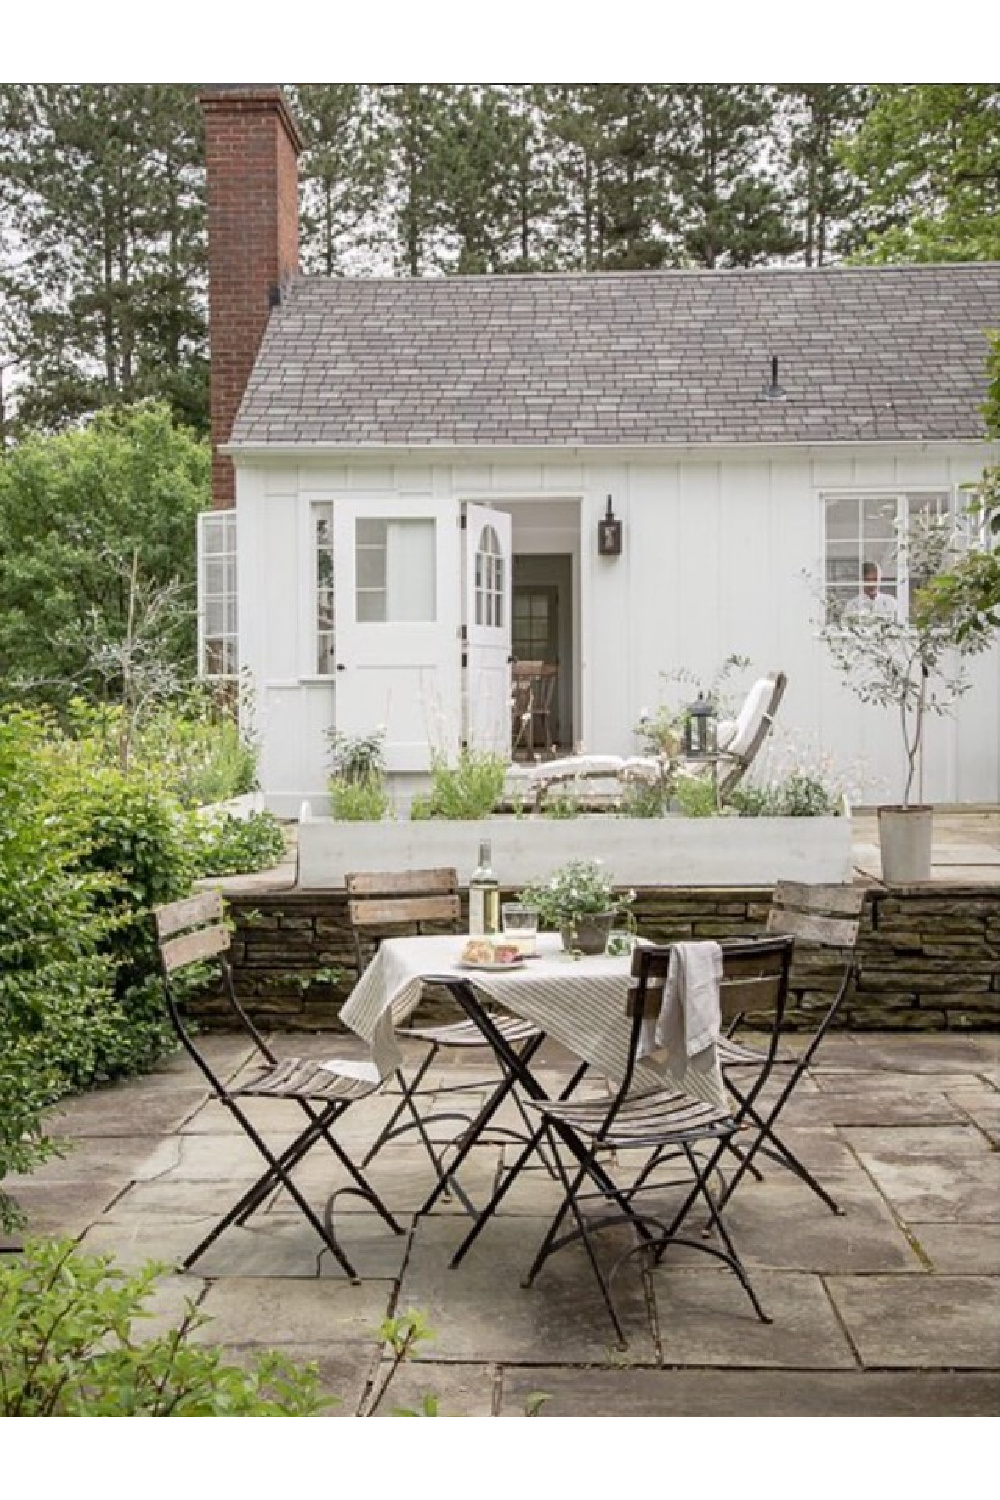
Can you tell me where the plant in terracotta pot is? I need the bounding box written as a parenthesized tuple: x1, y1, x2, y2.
(818, 510, 993, 881)
(518, 858, 635, 954)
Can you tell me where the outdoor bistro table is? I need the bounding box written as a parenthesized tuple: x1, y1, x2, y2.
(339, 932, 728, 1236)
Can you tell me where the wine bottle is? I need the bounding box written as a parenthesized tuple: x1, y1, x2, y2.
(468, 839, 500, 936)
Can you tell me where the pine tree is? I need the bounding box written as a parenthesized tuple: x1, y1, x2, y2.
(778, 85, 872, 265)
(0, 85, 207, 437)
(662, 85, 797, 268)
(292, 85, 392, 276)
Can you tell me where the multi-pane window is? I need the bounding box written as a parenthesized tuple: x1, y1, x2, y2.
(315, 504, 335, 674)
(513, 588, 552, 660)
(475, 523, 504, 628)
(197, 510, 237, 678)
(355, 518, 436, 622)
(823, 491, 951, 621)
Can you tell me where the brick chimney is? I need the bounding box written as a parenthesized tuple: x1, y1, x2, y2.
(200, 86, 304, 508)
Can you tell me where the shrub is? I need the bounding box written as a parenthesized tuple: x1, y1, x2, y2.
(410, 749, 506, 820)
(67, 689, 258, 809)
(672, 776, 719, 818)
(329, 777, 391, 821)
(192, 810, 287, 876)
(0, 711, 116, 1230)
(65, 765, 196, 1076)
(0, 1239, 332, 1416)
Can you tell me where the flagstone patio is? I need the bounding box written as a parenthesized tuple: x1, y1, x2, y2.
(6, 1027, 998, 1417)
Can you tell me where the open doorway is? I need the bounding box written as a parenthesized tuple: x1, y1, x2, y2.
(512, 553, 573, 755)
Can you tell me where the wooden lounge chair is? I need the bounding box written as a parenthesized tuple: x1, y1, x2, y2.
(516, 671, 787, 812)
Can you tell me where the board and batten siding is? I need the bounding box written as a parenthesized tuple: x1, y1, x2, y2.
(234, 442, 999, 812)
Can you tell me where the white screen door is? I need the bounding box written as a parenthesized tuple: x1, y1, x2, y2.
(464, 502, 512, 756)
(333, 496, 460, 771)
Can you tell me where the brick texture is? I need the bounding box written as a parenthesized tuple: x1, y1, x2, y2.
(200, 87, 303, 508)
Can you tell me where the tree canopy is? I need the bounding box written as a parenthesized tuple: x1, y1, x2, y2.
(0, 402, 208, 710)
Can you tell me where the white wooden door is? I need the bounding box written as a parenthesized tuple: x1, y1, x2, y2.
(463, 502, 512, 756)
(333, 496, 461, 771)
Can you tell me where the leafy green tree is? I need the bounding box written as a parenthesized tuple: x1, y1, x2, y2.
(0, 84, 207, 436)
(0, 401, 208, 712)
(915, 334, 1000, 644)
(843, 84, 1000, 263)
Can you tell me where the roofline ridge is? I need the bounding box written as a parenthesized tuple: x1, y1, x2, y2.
(288, 261, 1000, 290)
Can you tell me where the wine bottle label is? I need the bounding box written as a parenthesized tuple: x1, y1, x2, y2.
(469, 883, 499, 936)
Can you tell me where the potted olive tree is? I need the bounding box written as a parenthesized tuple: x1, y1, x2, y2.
(819, 511, 992, 882)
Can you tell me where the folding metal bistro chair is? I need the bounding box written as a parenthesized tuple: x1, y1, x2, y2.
(714, 880, 865, 1215)
(346, 869, 545, 1211)
(520, 935, 794, 1347)
(154, 891, 402, 1279)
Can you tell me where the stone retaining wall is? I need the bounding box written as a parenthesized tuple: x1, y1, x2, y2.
(197, 883, 1000, 1032)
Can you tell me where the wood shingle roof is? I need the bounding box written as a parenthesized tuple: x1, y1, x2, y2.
(229, 263, 1000, 450)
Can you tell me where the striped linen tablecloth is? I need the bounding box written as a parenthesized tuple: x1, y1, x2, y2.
(339, 932, 727, 1112)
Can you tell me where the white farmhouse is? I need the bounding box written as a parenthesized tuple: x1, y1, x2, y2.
(198, 87, 999, 816)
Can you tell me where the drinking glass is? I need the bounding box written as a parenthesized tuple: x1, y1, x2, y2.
(501, 902, 539, 955)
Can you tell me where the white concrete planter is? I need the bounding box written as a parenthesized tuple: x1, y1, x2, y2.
(296, 810, 853, 889)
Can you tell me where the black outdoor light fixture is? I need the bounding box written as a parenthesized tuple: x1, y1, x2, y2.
(684, 692, 719, 759)
(597, 494, 622, 556)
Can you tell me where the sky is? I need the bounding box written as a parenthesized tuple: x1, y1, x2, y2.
(1, 1, 993, 84)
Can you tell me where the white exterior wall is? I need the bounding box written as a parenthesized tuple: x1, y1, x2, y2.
(235, 442, 999, 813)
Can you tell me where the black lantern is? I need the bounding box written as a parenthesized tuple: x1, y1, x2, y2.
(597, 494, 622, 556)
(684, 692, 718, 758)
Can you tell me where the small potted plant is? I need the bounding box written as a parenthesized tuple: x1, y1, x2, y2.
(518, 858, 635, 954)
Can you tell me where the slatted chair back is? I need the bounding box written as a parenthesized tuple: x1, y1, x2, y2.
(717, 670, 788, 798)
(627, 936, 793, 1025)
(766, 880, 864, 950)
(345, 867, 462, 970)
(766, 880, 865, 1036)
(624, 935, 794, 1096)
(154, 890, 274, 1089)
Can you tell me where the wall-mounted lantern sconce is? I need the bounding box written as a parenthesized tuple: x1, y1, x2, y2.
(597, 494, 622, 557)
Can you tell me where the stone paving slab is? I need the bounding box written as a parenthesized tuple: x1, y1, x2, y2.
(498, 1366, 1000, 1416)
(826, 1274, 1000, 1368)
(367, 1359, 497, 1417)
(192, 1274, 395, 1346)
(398, 1212, 657, 1363)
(849, 1148, 1000, 1222)
(906, 1220, 1000, 1274)
(650, 1267, 858, 1368)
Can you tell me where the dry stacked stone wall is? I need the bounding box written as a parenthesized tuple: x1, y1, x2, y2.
(195, 883, 1000, 1033)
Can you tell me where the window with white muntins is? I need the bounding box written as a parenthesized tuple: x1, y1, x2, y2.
(475, 523, 504, 628)
(355, 518, 436, 622)
(823, 491, 954, 622)
(197, 510, 237, 679)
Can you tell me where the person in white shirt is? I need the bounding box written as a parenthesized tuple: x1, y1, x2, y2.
(844, 561, 899, 620)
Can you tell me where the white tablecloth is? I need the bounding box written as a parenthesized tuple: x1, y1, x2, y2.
(339, 933, 727, 1111)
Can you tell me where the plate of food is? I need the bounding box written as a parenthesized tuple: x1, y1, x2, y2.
(458, 939, 525, 971)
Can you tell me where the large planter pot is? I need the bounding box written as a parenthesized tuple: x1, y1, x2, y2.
(877, 805, 933, 883)
(560, 912, 615, 955)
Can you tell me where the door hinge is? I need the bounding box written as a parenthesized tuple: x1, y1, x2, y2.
(460, 511, 467, 530)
